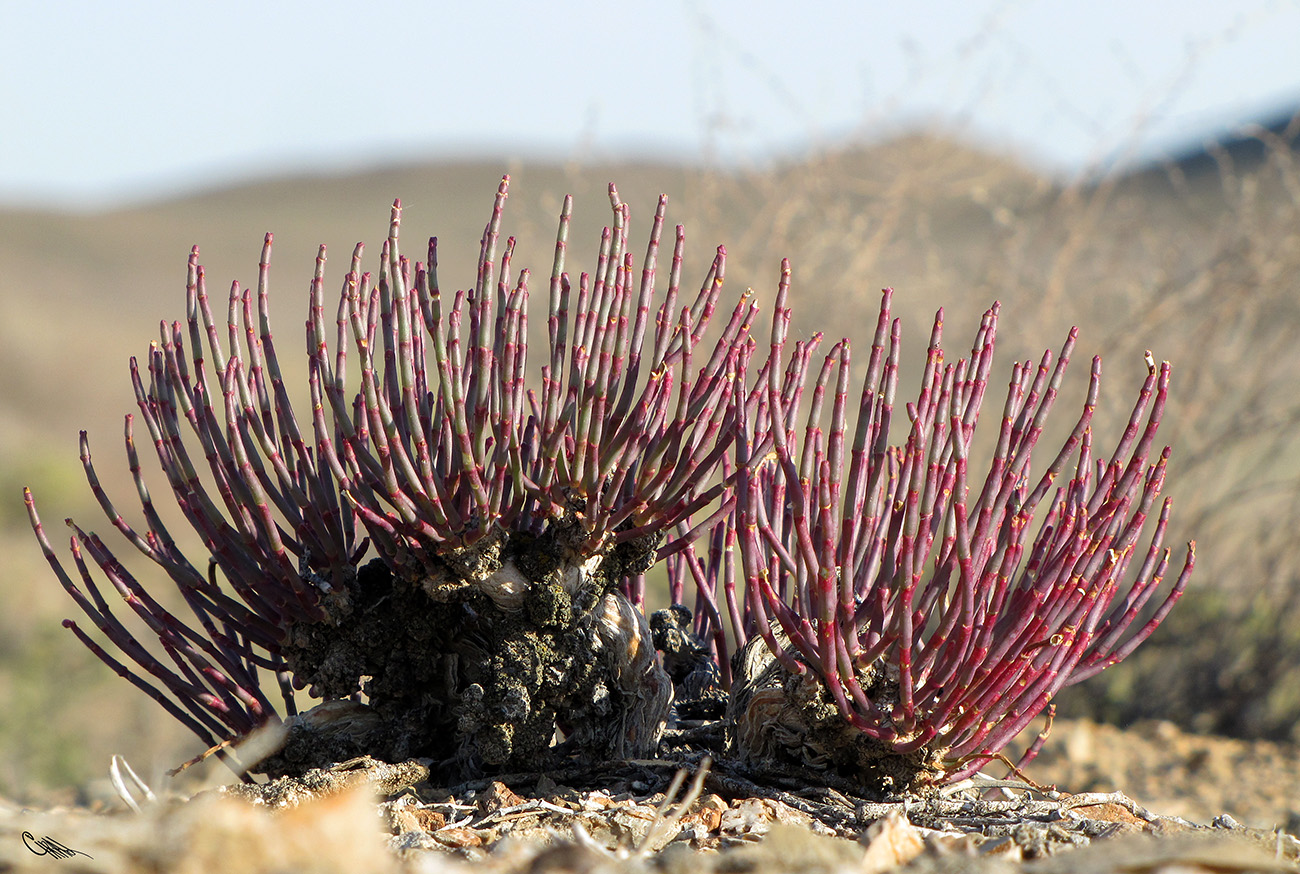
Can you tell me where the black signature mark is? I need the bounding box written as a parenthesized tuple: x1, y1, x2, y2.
(22, 831, 93, 860)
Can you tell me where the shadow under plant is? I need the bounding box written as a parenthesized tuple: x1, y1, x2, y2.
(23, 178, 1193, 797)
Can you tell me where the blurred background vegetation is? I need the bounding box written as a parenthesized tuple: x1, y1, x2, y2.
(3, 112, 1300, 801)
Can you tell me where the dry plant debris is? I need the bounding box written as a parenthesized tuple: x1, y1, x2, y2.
(2, 748, 1297, 874)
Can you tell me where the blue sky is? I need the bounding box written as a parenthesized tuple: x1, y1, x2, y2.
(4, 0, 1299, 209)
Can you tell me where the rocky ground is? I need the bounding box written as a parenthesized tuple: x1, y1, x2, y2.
(1027, 719, 1300, 834)
(1, 718, 1297, 873)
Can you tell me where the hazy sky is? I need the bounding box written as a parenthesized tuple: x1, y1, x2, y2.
(4, 0, 1299, 209)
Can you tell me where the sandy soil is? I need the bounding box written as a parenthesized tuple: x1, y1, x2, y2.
(2, 718, 1297, 873)
(1024, 718, 1300, 833)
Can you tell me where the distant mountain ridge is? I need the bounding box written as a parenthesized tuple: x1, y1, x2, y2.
(1124, 105, 1300, 185)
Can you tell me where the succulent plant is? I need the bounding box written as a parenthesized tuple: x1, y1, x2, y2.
(25, 178, 752, 778)
(716, 279, 1194, 790)
(25, 179, 1193, 793)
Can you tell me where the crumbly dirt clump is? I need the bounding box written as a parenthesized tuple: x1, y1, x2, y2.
(266, 521, 671, 779)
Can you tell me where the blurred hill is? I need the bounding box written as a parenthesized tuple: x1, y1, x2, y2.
(3, 120, 1300, 799)
(1124, 106, 1300, 192)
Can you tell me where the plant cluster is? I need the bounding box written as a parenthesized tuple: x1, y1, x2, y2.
(25, 178, 1192, 792)
(686, 282, 1192, 787)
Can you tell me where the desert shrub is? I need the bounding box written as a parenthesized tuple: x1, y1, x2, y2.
(25, 178, 1193, 792)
